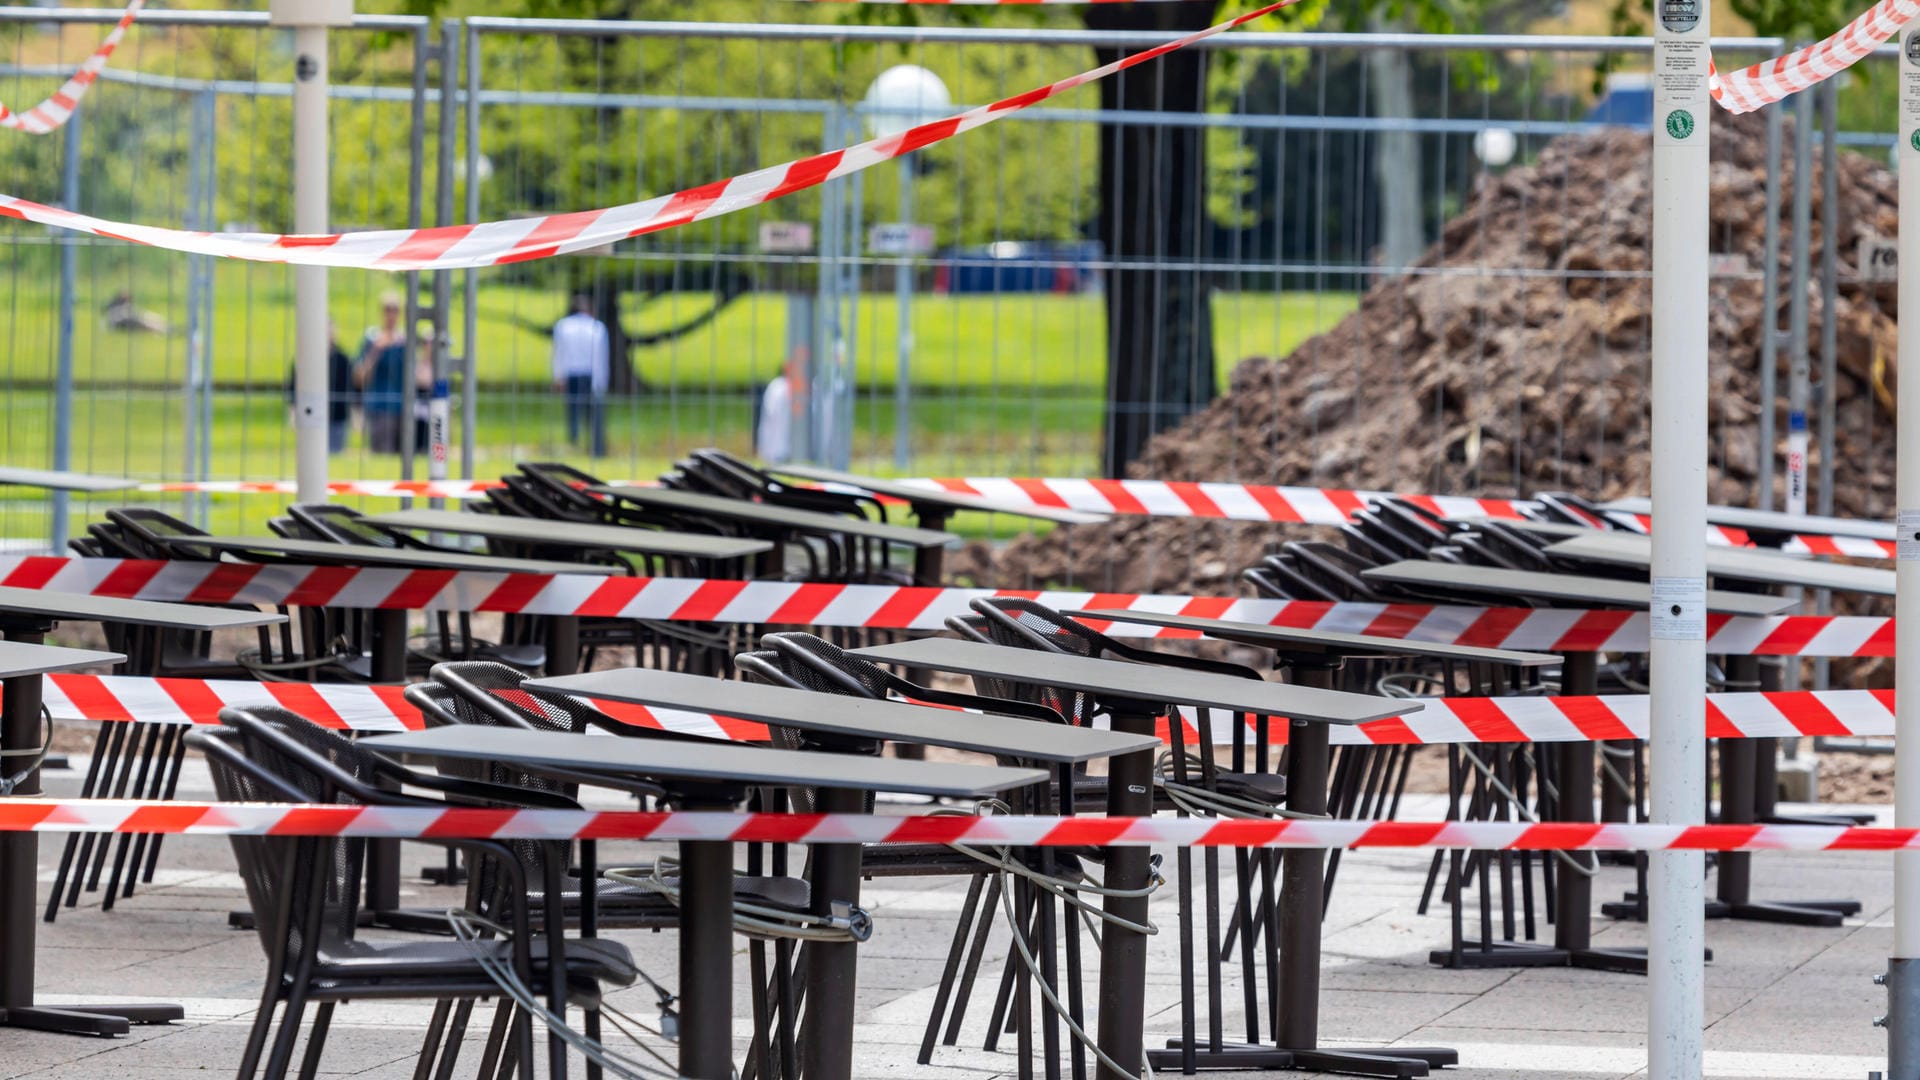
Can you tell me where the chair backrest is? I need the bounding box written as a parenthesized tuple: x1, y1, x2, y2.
(202, 714, 369, 973)
(106, 507, 215, 560)
(426, 661, 595, 817)
(518, 462, 613, 518)
(960, 601, 1099, 725)
(289, 503, 411, 549)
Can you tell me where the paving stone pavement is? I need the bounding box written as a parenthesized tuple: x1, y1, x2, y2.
(1, 763, 1895, 1079)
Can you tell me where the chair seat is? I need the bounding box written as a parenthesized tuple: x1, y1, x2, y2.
(1212, 770, 1288, 804)
(578, 873, 810, 913)
(481, 643, 546, 672)
(316, 934, 636, 987)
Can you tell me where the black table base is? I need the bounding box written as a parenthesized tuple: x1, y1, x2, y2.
(1149, 1041, 1458, 1078)
(1, 624, 184, 1039)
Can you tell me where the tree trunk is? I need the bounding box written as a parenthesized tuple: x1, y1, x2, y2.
(1365, 17, 1425, 269)
(1085, 3, 1218, 478)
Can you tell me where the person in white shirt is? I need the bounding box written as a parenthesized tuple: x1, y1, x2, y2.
(756, 345, 806, 463)
(551, 293, 611, 457)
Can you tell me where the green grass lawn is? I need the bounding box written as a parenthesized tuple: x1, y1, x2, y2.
(3, 247, 1353, 393)
(0, 263, 1354, 541)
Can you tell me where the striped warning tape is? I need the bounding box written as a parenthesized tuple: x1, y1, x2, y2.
(129, 476, 1893, 558)
(1711, 0, 1920, 114)
(1606, 511, 1895, 559)
(0, 799, 1901, 850)
(0, 0, 1297, 268)
(0, 557, 1893, 656)
(37, 673, 1899, 748)
(0, 0, 1888, 265)
(0, 0, 142, 134)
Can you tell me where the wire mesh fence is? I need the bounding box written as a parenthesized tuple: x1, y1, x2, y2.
(0, 8, 1895, 608)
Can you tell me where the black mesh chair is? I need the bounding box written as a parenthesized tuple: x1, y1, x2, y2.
(195, 713, 634, 1080)
(736, 631, 1084, 1069)
(961, 597, 1301, 1059)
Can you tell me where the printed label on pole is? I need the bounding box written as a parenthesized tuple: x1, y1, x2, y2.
(1787, 426, 1809, 517)
(1906, 29, 1920, 157)
(1650, 577, 1706, 641)
(1899, 511, 1920, 561)
(1654, 0, 1709, 151)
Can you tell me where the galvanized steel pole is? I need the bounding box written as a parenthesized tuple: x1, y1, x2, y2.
(272, 0, 352, 505)
(1649, 3, 1710, 1075)
(1891, 27, 1920, 1079)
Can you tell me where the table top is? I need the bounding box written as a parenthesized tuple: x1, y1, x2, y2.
(0, 586, 285, 631)
(1600, 497, 1895, 542)
(361, 508, 772, 561)
(1544, 532, 1894, 596)
(590, 486, 960, 549)
(0, 466, 138, 492)
(1069, 608, 1559, 667)
(526, 668, 1160, 764)
(850, 638, 1416, 725)
(186, 536, 625, 577)
(1361, 560, 1795, 616)
(766, 464, 1109, 526)
(365, 725, 1048, 798)
(0, 640, 125, 678)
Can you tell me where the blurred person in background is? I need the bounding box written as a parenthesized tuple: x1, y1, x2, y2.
(285, 320, 356, 453)
(552, 292, 610, 458)
(356, 292, 429, 455)
(755, 344, 807, 464)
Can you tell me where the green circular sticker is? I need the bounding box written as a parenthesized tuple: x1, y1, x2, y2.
(1666, 110, 1695, 140)
(1910, 130, 1920, 152)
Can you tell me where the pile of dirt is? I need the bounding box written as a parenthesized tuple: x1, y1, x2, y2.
(958, 111, 1899, 601)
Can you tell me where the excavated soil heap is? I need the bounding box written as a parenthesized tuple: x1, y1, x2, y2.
(957, 111, 1899, 601)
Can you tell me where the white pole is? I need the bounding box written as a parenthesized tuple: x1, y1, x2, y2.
(1649, 2, 1710, 1077)
(1890, 26, 1920, 1076)
(274, 0, 352, 504)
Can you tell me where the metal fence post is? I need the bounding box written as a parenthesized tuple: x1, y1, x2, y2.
(50, 106, 80, 552)
(462, 19, 479, 482)
(1787, 76, 1812, 521)
(1814, 77, 1839, 691)
(1758, 102, 1780, 511)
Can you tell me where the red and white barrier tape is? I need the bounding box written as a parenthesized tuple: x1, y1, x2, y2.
(135, 475, 1894, 558)
(0, 557, 1894, 656)
(38, 673, 1900, 748)
(1607, 511, 1895, 559)
(0, 799, 1901, 850)
(1711, 0, 1920, 114)
(0, 0, 1294, 268)
(0, 0, 142, 134)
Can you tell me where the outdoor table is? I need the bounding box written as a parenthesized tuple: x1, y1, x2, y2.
(589, 485, 958, 584)
(850, 636, 1420, 1078)
(1074, 609, 1556, 1068)
(364, 725, 1044, 1080)
(361, 509, 773, 679)
(527, 667, 1158, 1080)
(766, 463, 1106, 583)
(1600, 496, 1897, 542)
(163, 535, 630, 917)
(361, 507, 773, 565)
(1, 591, 289, 926)
(0, 641, 155, 1037)
(1360, 559, 1797, 615)
(1, 595, 280, 1039)
(0, 467, 138, 492)
(1543, 532, 1872, 925)
(1543, 531, 1894, 597)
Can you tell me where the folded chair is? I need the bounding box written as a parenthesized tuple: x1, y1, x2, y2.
(735, 631, 1078, 1080)
(192, 713, 634, 1080)
(958, 597, 1296, 1061)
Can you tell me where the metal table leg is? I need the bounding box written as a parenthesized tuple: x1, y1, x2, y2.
(680, 832, 736, 1080)
(801, 787, 866, 1080)
(1095, 707, 1156, 1080)
(365, 609, 407, 917)
(0, 624, 182, 1037)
